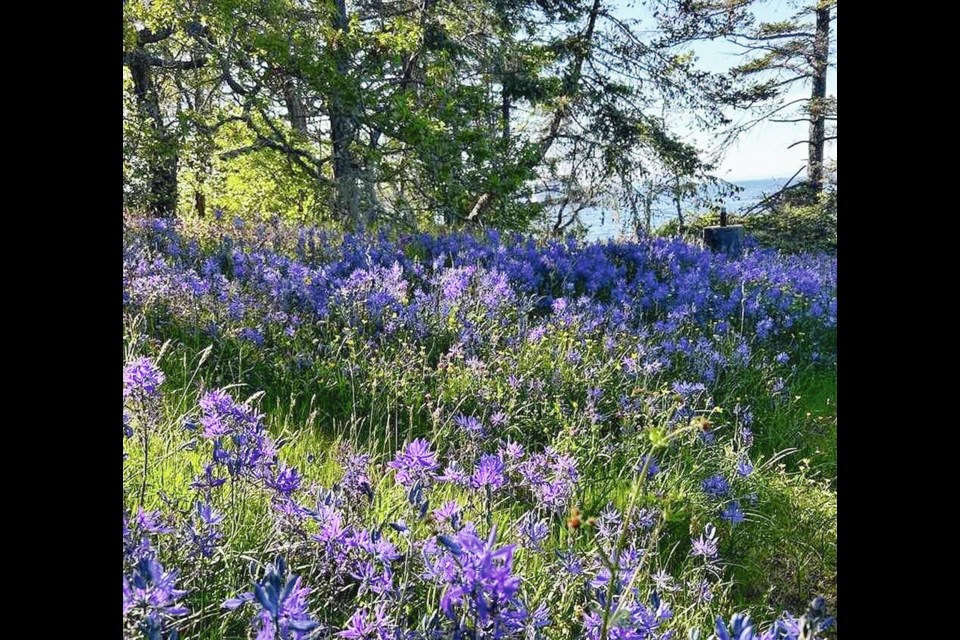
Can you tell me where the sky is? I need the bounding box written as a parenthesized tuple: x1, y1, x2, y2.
(612, 0, 837, 182)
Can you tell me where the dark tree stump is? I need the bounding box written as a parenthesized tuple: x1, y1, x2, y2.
(703, 225, 744, 256)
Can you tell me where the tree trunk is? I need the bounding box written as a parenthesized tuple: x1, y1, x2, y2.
(329, 0, 362, 228)
(129, 50, 178, 217)
(361, 129, 383, 223)
(194, 191, 206, 217)
(500, 79, 511, 222)
(674, 176, 685, 234)
(807, 6, 830, 193)
(282, 76, 309, 135)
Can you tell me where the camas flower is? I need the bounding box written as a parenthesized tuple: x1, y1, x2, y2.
(691, 524, 719, 560)
(134, 508, 174, 535)
(438, 461, 470, 486)
(721, 501, 746, 524)
(223, 556, 319, 640)
(198, 389, 263, 439)
(123, 357, 165, 401)
(582, 591, 673, 640)
(471, 454, 507, 492)
(454, 414, 484, 435)
(270, 466, 302, 496)
(433, 500, 462, 530)
(715, 612, 755, 640)
(434, 526, 522, 631)
(636, 455, 660, 478)
(340, 451, 374, 502)
(702, 474, 731, 500)
(336, 606, 391, 639)
(387, 439, 439, 487)
(671, 380, 706, 398)
(189, 501, 224, 558)
(123, 557, 188, 638)
(499, 440, 524, 461)
(519, 512, 549, 551)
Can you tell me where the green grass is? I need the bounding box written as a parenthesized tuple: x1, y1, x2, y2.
(124, 318, 837, 638)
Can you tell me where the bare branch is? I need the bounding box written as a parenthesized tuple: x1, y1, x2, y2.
(741, 165, 807, 215)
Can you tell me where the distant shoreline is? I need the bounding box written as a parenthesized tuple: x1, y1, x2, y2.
(583, 176, 795, 239)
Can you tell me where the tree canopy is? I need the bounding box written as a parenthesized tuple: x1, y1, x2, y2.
(123, 0, 836, 232)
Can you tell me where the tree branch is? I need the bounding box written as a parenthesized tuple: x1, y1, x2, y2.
(123, 51, 207, 70)
(137, 26, 173, 45)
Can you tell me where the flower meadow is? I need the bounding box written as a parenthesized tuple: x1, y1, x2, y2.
(122, 215, 837, 639)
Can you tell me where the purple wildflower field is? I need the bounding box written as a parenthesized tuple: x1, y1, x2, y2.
(123, 215, 836, 639)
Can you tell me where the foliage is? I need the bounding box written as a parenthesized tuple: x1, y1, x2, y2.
(123, 0, 748, 230)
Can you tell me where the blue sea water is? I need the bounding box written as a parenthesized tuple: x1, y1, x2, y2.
(581, 177, 791, 241)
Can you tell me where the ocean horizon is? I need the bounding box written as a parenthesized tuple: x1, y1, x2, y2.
(582, 176, 794, 240)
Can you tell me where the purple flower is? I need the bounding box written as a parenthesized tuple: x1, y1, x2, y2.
(499, 440, 524, 461)
(270, 466, 302, 496)
(518, 512, 549, 551)
(134, 508, 173, 535)
(312, 504, 350, 548)
(557, 550, 584, 576)
(471, 454, 507, 492)
(735, 404, 754, 428)
(239, 327, 265, 346)
(702, 474, 731, 500)
(190, 463, 226, 492)
(691, 523, 719, 560)
(637, 455, 660, 478)
(739, 426, 754, 449)
(517, 449, 579, 513)
(672, 380, 706, 398)
(692, 577, 714, 603)
(433, 500, 462, 531)
(349, 559, 394, 597)
(716, 613, 754, 640)
(123, 357, 165, 400)
(736, 457, 754, 477)
(223, 557, 319, 639)
(123, 557, 189, 636)
(651, 569, 676, 592)
(595, 504, 622, 540)
(337, 606, 390, 639)
(721, 501, 746, 524)
(438, 461, 470, 486)
(189, 501, 224, 558)
(633, 507, 657, 530)
(454, 414, 484, 435)
(340, 452, 374, 502)
(771, 377, 786, 395)
(527, 326, 547, 343)
(197, 389, 263, 439)
(387, 439, 439, 487)
(435, 526, 522, 629)
(582, 591, 673, 640)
